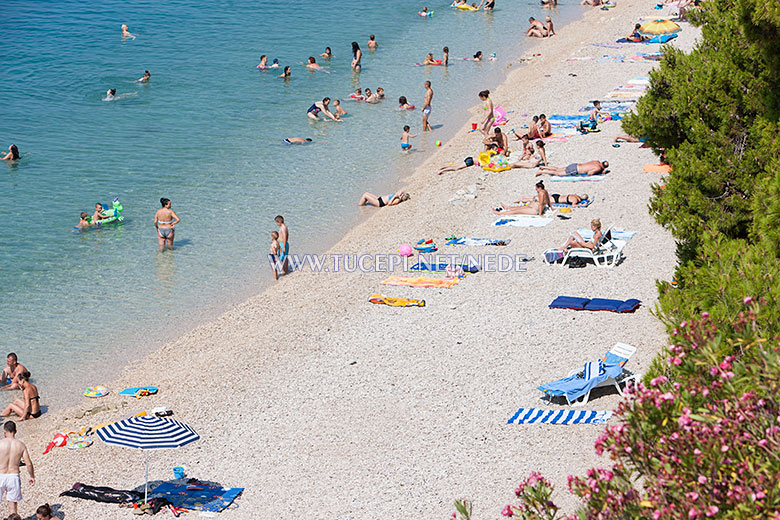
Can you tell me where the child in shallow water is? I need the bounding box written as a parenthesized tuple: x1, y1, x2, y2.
(398, 96, 415, 110)
(401, 125, 419, 151)
(333, 99, 347, 119)
(269, 231, 281, 280)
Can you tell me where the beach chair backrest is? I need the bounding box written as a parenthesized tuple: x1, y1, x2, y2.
(593, 225, 613, 251)
(602, 342, 637, 367)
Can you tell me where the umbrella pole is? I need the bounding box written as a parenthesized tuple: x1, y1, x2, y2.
(145, 450, 149, 504)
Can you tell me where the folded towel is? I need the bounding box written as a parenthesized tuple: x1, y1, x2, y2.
(508, 408, 614, 425)
(381, 276, 459, 288)
(494, 216, 553, 227)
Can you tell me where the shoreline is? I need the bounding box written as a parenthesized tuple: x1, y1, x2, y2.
(18, 1, 699, 518)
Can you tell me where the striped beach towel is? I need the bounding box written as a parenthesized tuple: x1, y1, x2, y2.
(507, 408, 614, 425)
(381, 276, 459, 288)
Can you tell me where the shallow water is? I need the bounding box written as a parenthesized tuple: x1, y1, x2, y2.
(0, 0, 580, 407)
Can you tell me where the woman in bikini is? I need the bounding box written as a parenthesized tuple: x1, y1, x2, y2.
(562, 218, 602, 250)
(493, 180, 551, 215)
(1, 371, 41, 420)
(551, 193, 589, 206)
(351, 42, 362, 71)
(154, 197, 181, 252)
(359, 191, 410, 208)
(478, 90, 494, 136)
(307, 98, 340, 121)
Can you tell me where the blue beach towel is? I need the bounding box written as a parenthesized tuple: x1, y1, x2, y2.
(549, 175, 606, 182)
(552, 199, 592, 208)
(508, 408, 614, 425)
(537, 361, 623, 403)
(150, 482, 244, 512)
(577, 229, 636, 240)
(410, 262, 479, 273)
(446, 237, 510, 246)
(493, 216, 553, 227)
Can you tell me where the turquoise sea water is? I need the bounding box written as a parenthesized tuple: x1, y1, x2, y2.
(0, 0, 580, 406)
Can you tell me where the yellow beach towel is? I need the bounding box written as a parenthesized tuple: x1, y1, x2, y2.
(381, 276, 459, 288)
(369, 294, 425, 307)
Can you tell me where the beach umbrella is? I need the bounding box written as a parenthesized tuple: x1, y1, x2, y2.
(97, 415, 199, 503)
(638, 19, 682, 36)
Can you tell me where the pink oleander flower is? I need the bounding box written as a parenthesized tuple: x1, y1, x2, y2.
(698, 475, 707, 483)
(701, 312, 709, 318)
(743, 296, 753, 304)
(706, 506, 719, 517)
(501, 504, 513, 517)
(721, 445, 729, 452)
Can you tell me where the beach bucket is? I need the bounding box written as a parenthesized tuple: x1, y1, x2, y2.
(173, 466, 185, 479)
(471, 123, 478, 130)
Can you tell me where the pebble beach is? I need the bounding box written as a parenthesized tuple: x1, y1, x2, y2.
(11, 1, 701, 518)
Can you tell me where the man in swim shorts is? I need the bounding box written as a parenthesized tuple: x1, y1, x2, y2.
(422, 81, 433, 131)
(1, 354, 27, 390)
(537, 160, 609, 177)
(275, 215, 290, 274)
(283, 138, 312, 144)
(0, 421, 35, 516)
(437, 157, 475, 175)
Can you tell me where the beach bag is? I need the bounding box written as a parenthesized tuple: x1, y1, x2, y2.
(544, 249, 564, 264)
(568, 257, 588, 268)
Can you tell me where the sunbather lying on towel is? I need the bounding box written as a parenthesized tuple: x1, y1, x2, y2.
(552, 192, 589, 206)
(562, 218, 602, 250)
(437, 156, 476, 175)
(537, 160, 608, 177)
(493, 180, 551, 215)
(359, 191, 410, 207)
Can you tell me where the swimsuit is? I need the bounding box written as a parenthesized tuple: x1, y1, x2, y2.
(422, 106, 431, 116)
(565, 163, 578, 175)
(157, 220, 174, 239)
(283, 138, 292, 144)
(279, 241, 289, 261)
(0, 473, 21, 502)
(307, 104, 321, 116)
(401, 143, 411, 150)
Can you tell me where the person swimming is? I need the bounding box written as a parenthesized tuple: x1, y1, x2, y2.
(320, 47, 333, 58)
(279, 66, 291, 78)
(305, 56, 323, 70)
(257, 55, 269, 69)
(121, 24, 135, 39)
(398, 96, 415, 110)
(270, 58, 279, 68)
(350, 88, 366, 100)
(136, 70, 151, 82)
(472, 51, 483, 61)
(283, 137, 313, 144)
(1, 145, 19, 161)
(105, 89, 117, 100)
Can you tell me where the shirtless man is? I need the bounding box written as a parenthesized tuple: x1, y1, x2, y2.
(526, 17, 547, 38)
(526, 116, 540, 139)
(513, 134, 535, 160)
(275, 215, 290, 274)
(538, 114, 552, 138)
(537, 160, 609, 177)
(367, 34, 378, 50)
(0, 422, 34, 516)
(1, 355, 26, 391)
(483, 128, 509, 155)
(422, 81, 434, 131)
(121, 24, 134, 39)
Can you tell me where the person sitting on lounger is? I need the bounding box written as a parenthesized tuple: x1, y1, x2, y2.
(359, 191, 410, 207)
(537, 160, 608, 177)
(493, 180, 551, 215)
(562, 218, 602, 250)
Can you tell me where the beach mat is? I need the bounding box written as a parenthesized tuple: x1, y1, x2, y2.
(369, 294, 425, 307)
(381, 276, 458, 288)
(118, 386, 158, 396)
(150, 482, 243, 512)
(507, 408, 614, 425)
(549, 175, 606, 182)
(493, 216, 553, 227)
(549, 296, 641, 313)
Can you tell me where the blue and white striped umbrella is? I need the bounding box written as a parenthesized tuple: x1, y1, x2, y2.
(97, 415, 199, 502)
(97, 415, 199, 449)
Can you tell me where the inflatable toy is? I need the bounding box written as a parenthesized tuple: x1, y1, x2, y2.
(75, 198, 124, 229)
(399, 244, 413, 257)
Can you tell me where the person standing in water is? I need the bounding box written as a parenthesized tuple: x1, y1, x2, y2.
(154, 198, 181, 252)
(351, 42, 362, 71)
(422, 81, 433, 131)
(367, 35, 378, 50)
(275, 215, 290, 274)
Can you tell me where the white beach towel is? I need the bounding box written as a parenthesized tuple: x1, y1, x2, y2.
(493, 215, 553, 227)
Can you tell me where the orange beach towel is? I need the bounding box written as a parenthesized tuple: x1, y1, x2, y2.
(381, 276, 459, 288)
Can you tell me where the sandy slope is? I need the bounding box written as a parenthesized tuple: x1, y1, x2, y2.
(13, 2, 700, 518)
